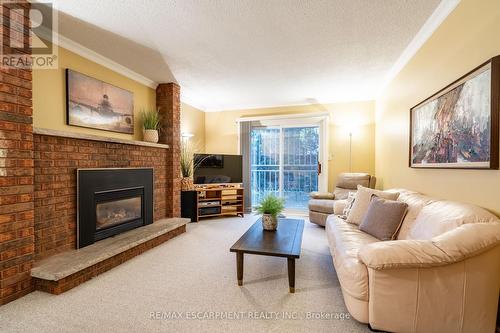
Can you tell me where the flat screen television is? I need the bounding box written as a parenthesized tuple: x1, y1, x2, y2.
(194, 154, 243, 184)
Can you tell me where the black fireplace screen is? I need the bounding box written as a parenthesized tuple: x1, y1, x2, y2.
(77, 168, 153, 248)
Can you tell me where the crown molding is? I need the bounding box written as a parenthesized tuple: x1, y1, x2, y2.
(379, 0, 461, 95)
(56, 32, 158, 89)
(38, 27, 213, 110)
(35, 24, 158, 89)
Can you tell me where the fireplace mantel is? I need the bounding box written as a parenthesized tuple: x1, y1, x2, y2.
(34, 127, 170, 149)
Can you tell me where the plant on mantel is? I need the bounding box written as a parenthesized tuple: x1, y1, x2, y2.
(140, 108, 162, 143)
(180, 140, 203, 191)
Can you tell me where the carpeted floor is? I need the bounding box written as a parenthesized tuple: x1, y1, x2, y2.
(0, 215, 370, 333)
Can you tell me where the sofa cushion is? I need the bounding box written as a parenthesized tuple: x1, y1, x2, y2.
(393, 190, 435, 240)
(359, 196, 408, 241)
(326, 215, 379, 301)
(308, 199, 335, 214)
(407, 200, 498, 240)
(346, 186, 400, 225)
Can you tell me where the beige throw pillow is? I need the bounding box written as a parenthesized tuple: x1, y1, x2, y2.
(346, 185, 400, 225)
(340, 192, 356, 219)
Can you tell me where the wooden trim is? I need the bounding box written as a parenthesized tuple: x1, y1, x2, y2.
(409, 55, 500, 170)
(33, 127, 170, 149)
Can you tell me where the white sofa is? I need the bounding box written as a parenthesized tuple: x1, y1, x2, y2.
(325, 189, 500, 333)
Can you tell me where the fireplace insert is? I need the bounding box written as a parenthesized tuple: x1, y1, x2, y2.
(77, 168, 153, 248)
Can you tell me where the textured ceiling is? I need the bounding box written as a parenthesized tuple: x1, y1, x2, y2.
(55, 0, 442, 111)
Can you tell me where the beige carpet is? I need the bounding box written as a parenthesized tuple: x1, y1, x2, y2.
(0, 215, 370, 333)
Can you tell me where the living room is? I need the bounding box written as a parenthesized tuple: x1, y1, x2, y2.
(0, 0, 499, 332)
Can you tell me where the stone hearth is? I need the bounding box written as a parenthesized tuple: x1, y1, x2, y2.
(31, 218, 188, 294)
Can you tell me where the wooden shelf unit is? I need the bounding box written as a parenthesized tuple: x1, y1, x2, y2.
(181, 186, 245, 222)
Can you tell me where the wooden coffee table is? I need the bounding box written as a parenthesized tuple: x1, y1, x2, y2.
(230, 218, 304, 293)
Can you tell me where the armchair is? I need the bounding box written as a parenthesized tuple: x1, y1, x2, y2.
(308, 173, 376, 226)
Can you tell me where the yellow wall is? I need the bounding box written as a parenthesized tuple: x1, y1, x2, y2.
(205, 101, 375, 191)
(33, 45, 156, 141)
(375, 0, 500, 214)
(181, 102, 205, 152)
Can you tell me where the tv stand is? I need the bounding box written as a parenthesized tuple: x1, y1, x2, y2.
(181, 185, 245, 222)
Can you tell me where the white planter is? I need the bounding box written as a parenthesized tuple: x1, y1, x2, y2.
(143, 129, 159, 143)
(262, 214, 278, 231)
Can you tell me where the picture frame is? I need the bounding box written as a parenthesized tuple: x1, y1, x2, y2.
(409, 56, 499, 169)
(66, 69, 135, 134)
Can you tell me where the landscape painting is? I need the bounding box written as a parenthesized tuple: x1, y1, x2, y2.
(410, 59, 499, 169)
(66, 69, 134, 134)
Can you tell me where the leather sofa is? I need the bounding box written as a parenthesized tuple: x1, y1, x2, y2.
(308, 173, 376, 226)
(326, 188, 500, 333)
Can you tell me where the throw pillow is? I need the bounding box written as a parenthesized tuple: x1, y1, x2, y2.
(346, 185, 400, 225)
(340, 192, 356, 219)
(359, 196, 408, 240)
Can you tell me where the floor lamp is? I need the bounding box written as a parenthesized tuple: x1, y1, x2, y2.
(349, 131, 353, 172)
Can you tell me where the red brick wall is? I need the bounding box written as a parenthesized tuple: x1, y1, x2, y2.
(0, 1, 181, 305)
(34, 136, 170, 261)
(0, 1, 35, 305)
(156, 83, 181, 217)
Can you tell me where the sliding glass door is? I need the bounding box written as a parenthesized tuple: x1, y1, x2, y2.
(282, 127, 319, 209)
(250, 126, 320, 211)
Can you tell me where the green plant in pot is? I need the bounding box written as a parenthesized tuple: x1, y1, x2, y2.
(255, 194, 285, 231)
(180, 140, 203, 191)
(140, 108, 161, 143)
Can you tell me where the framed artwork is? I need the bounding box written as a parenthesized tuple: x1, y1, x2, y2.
(66, 69, 134, 134)
(410, 56, 499, 169)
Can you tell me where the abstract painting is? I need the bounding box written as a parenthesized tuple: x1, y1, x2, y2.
(410, 57, 499, 169)
(66, 69, 134, 134)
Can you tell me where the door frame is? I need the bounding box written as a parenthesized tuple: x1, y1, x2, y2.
(237, 112, 329, 199)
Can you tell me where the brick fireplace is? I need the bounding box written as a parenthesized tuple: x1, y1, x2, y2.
(0, 2, 182, 305)
(33, 133, 172, 260)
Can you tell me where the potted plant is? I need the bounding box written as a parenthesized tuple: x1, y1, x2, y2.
(255, 194, 285, 231)
(180, 140, 203, 191)
(140, 108, 161, 143)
